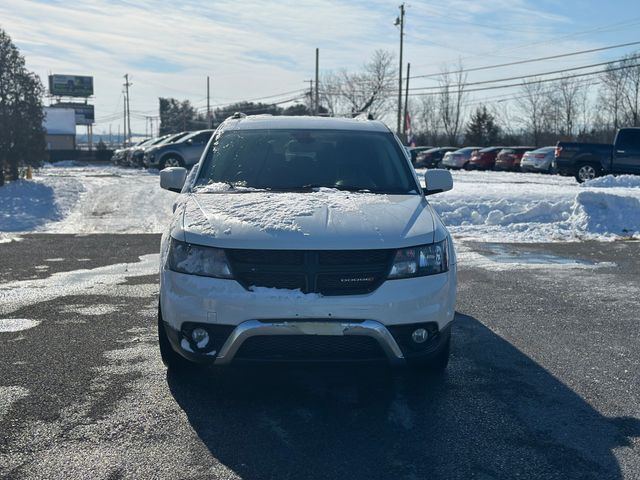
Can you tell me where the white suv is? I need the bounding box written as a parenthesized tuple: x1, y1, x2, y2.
(158, 115, 457, 371)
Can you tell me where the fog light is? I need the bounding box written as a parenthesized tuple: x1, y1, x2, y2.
(411, 328, 429, 344)
(191, 327, 210, 349)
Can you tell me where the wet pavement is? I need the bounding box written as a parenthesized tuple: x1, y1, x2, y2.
(1, 235, 639, 479)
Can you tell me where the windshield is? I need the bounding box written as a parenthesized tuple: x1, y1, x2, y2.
(196, 129, 419, 194)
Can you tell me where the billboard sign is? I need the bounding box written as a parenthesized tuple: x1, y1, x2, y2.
(48, 75, 94, 97)
(50, 102, 95, 125)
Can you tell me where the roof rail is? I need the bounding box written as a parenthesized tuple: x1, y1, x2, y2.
(231, 112, 247, 119)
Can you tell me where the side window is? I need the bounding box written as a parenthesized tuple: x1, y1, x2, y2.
(191, 132, 211, 144)
(617, 129, 640, 151)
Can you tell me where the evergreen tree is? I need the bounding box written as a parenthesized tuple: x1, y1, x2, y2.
(158, 98, 207, 135)
(464, 105, 500, 146)
(0, 28, 46, 186)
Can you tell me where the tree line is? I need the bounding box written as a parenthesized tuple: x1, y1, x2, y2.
(2, 21, 640, 187)
(0, 28, 45, 186)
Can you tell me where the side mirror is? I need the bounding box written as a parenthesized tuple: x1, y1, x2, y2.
(186, 138, 193, 145)
(160, 167, 187, 193)
(424, 169, 453, 195)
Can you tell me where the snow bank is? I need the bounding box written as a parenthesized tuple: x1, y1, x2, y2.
(0, 165, 174, 233)
(43, 160, 88, 168)
(2, 165, 639, 242)
(582, 174, 640, 189)
(425, 170, 640, 241)
(569, 190, 640, 237)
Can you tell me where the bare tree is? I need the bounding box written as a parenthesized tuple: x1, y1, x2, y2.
(516, 78, 551, 145)
(338, 49, 395, 118)
(620, 54, 640, 126)
(417, 95, 441, 145)
(438, 62, 467, 145)
(553, 75, 587, 139)
(600, 61, 628, 132)
(319, 71, 341, 117)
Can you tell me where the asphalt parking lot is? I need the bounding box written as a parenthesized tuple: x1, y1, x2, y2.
(1, 235, 639, 479)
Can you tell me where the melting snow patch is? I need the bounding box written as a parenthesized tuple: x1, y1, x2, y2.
(0, 318, 41, 332)
(0, 234, 22, 243)
(0, 254, 158, 316)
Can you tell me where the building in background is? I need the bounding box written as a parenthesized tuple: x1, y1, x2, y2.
(43, 107, 76, 150)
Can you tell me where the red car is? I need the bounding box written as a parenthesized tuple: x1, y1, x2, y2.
(467, 147, 504, 170)
(494, 147, 535, 171)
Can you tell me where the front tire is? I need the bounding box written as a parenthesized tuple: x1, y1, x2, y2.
(158, 305, 189, 370)
(408, 334, 451, 373)
(161, 155, 184, 169)
(575, 163, 599, 183)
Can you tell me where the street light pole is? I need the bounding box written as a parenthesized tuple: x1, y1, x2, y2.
(396, 3, 405, 136)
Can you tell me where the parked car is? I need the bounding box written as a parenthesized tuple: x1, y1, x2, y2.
(157, 115, 457, 371)
(415, 147, 457, 168)
(111, 138, 152, 165)
(144, 129, 214, 168)
(129, 131, 190, 168)
(441, 147, 482, 169)
(555, 128, 640, 182)
(127, 134, 174, 167)
(407, 146, 434, 166)
(467, 146, 505, 170)
(494, 147, 535, 171)
(520, 146, 556, 173)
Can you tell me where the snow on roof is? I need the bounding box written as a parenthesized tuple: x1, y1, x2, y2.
(222, 115, 391, 133)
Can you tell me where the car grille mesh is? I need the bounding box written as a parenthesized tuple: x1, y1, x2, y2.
(226, 248, 394, 296)
(235, 335, 386, 361)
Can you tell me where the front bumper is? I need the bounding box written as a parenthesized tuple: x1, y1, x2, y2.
(160, 266, 456, 365)
(144, 153, 160, 168)
(441, 158, 465, 168)
(163, 318, 452, 366)
(520, 161, 550, 172)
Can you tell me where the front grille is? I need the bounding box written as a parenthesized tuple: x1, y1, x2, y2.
(234, 335, 386, 361)
(226, 249, 395, 296)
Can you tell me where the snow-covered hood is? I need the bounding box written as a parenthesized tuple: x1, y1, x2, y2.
(174, 190, 437, 249)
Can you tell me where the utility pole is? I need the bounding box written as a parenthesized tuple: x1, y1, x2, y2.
(305, 79, 314, 113)
(122, 91, 127, 147)
(395, 3, 405, 135)
(403, 62, 410, 143)
(207, 76, 212, 128)
(150, 117, 154, 137)
(315, 48, 319, 116)
(123, 74, 132, 144)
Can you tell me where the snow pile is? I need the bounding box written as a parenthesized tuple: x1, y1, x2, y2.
(0, 176, 83, 231)
(2, 165, 639, 241)
(568, 190, 640, 237)
(0, 165, 175, 233)
(424, 170, 640, 241)
(187, 189, 389, 234)
(582, 174, 640, 189)
(43, 160, 88, 168)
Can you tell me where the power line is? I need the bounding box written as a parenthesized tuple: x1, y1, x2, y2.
(408, 40, 640, 81)
(407, 54, 640, 91)
(406, 62, 640, 97)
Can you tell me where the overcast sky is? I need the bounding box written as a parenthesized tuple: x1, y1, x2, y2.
(1, 0, 639, 137)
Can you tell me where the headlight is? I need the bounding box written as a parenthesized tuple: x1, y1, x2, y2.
(167, 238, 233, 278)
(388, 239, 449, 279)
